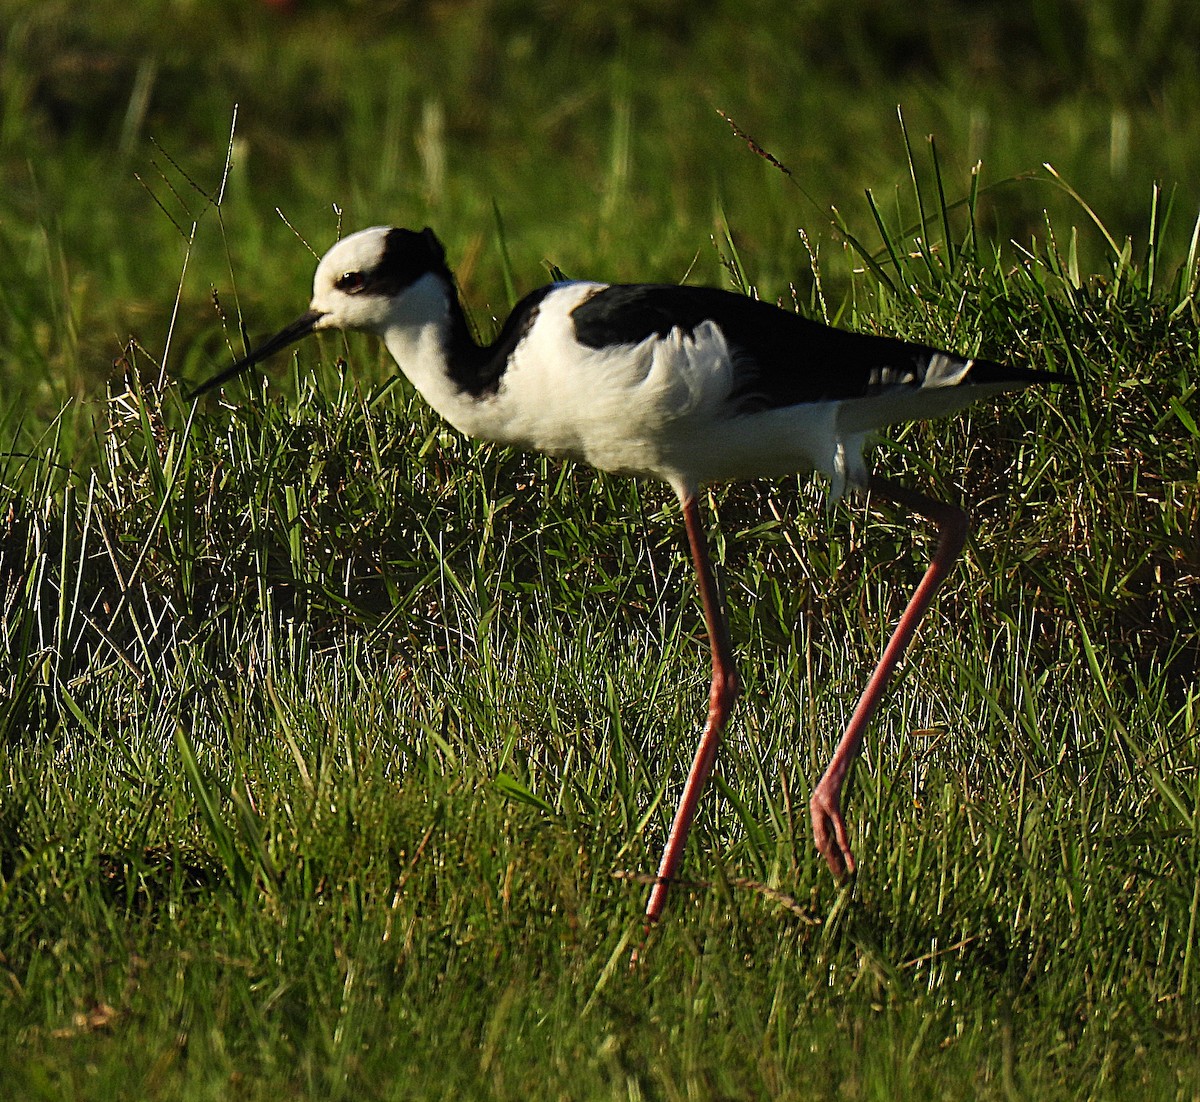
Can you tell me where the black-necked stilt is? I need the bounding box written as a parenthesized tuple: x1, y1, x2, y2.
(187, 226, 1069, 929)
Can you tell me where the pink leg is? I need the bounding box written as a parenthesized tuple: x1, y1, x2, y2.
(810, 476, 968, 880)
(643, 494, 741, 928)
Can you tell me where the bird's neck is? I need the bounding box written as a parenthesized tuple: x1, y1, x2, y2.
(380, 273, 508, 439)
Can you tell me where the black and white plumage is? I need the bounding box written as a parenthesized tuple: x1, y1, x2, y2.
(188, 226, 1069, 934)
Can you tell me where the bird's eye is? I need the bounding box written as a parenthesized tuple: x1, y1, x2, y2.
(335, 271, 367, 293)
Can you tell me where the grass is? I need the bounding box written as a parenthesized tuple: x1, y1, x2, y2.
(3, 2, 1200, 1098)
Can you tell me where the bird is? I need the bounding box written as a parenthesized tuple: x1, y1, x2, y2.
(186, 225, 1069, 930)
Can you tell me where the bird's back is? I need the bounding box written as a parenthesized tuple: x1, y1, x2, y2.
(570, 283, 1060, 413)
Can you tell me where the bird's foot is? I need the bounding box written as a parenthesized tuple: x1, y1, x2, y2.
(810, 785, 857, 882)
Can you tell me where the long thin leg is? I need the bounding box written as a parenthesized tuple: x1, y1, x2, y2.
(809, 476, 968, 880)
(643, 494, 741, 928)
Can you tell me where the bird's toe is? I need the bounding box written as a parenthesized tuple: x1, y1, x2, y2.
(810, 789, 856, 882)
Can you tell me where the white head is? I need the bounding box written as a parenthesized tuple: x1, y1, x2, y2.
(309, 226, 450, 334)
(186, 225, 451, 398)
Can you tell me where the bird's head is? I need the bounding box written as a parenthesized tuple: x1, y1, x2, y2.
(185, 225, 450, 399)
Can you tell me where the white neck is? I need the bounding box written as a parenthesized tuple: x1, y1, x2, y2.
(377, 274, 495, 438)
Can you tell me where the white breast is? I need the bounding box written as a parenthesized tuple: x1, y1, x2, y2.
(473, 285, 727, 489)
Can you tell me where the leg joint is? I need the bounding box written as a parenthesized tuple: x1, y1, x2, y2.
(710, 666, 741, 709)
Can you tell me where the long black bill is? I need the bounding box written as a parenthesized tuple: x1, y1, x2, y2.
(184, 309, 326, 400)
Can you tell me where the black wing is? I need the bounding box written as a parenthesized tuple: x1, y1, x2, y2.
(570, 284, 1063, 412)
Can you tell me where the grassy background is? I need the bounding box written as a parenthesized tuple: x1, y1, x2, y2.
(2, 1, 1199, 1098)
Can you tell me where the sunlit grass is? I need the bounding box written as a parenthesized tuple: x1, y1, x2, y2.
(4, 3, 1200, 1099)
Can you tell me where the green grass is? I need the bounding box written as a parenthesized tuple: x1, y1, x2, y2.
(3, 2, 1200, 1098)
